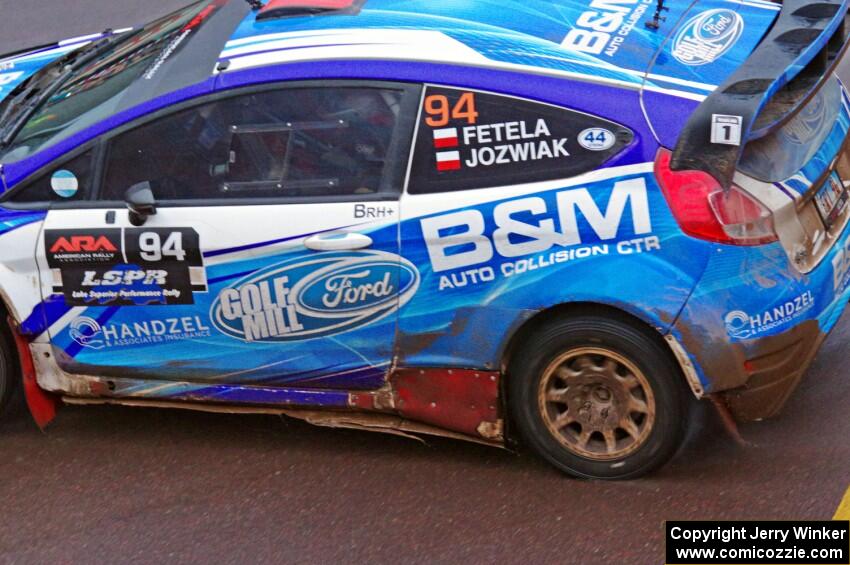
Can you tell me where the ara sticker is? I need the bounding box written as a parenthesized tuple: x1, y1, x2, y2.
(578, 128, 616, 151)
(50, 170, 79, 198)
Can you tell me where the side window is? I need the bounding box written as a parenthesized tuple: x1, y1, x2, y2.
(9, 149, 95, 203)
(100, 87, 408, 201)
(408, 87, 634, 194)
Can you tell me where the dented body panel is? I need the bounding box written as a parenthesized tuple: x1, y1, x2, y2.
(0, 0, 846, 449)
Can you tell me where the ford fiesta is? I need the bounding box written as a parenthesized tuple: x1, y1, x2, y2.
(0, 0, 848, 479)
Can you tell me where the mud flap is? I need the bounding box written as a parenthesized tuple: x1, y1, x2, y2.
(8, 318, 59, 429)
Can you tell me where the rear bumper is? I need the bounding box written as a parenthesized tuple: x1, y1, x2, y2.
(720, 319, 823, 421)
(672, 224, 850, 421)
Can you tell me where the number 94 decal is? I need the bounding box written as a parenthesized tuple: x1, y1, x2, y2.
(44, 227, 206, 307)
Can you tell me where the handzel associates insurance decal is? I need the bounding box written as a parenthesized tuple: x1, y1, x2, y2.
(211, 250, 420, 343)
(724, 291, 815, 340)
(70, 315, 212, 349)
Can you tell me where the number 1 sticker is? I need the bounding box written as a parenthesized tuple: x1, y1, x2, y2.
(711, 114, 743, 146)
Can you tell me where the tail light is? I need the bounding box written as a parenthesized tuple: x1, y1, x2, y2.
(654, 149, 778, 246)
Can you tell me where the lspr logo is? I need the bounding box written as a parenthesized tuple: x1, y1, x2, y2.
(211, 251, 419, 342)
(672, 9, 744, 66)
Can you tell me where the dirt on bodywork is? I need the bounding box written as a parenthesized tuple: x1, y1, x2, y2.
(677, 317, 823, 422)
(350, 368, 504, 442)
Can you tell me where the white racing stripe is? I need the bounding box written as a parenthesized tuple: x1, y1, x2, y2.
(501, 50, 717, 92)
(222, 48, 708, 102)
(722, 0, 781, 10)
(219, 28, 709, 102)
(223, 28, 362, 49)
(402, 162, 656, 220)
(58, 33, 105, 46)
(5, 42, 89, 64)
(41, 306, 87, 340)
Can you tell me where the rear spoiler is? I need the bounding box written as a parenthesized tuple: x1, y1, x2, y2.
(670, 0, 850, 188)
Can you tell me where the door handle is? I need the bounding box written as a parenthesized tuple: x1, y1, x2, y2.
(305, 232, 373, 251)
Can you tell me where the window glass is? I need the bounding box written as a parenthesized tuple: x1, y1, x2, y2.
(9, 149, 95, 203)
(1, 1, 217, 162)
(738, 78, 842, 182)
(101, 87, 407, 201)
(408, 87, 633, 194)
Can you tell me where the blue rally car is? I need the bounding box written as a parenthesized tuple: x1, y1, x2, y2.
(0, 0, 848, 479)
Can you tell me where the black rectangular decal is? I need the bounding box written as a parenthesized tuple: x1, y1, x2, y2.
(45, 228, 205, 307)
(408, 86, 633, 195)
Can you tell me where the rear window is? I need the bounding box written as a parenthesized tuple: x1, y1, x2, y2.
(407, 86, 633, 194)
(738, 78, 843, 183)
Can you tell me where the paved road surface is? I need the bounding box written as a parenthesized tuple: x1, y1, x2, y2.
(0, 3, 848, 563)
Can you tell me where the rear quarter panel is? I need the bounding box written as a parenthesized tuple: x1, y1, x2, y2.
(396, 165, 713, 370)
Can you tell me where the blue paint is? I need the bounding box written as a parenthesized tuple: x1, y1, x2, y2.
(111, 378, 353, 407)
(0, 210, 45, 236)
(0, 0, 847, 419)
(20, 294, 69, 337)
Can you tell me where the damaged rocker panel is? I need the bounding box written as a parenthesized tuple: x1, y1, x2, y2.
(28, 344, 505, 444)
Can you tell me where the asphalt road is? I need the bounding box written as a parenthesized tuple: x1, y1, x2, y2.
(0, 2, 849, 564)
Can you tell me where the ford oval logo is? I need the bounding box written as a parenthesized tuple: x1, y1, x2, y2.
(210, 250, 420, 343)
(298, 261, 416, 315)
(672, 9, 744, 66)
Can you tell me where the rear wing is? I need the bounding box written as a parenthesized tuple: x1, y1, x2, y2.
(670, 0, 850, 188)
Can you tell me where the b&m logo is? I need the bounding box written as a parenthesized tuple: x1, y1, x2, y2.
(211, 251, 419, 343)
(672, 9, 744, 66)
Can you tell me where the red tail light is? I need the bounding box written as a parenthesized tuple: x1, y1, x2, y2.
(259, 0, 359, 17)
(654, 149, 778, 246)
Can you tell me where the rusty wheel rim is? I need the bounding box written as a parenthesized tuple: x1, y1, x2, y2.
(537, 347, 656, 461)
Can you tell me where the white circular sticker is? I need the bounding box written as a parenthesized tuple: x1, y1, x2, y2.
(50, 170, 79, 198)
(578, 128, 616, 152)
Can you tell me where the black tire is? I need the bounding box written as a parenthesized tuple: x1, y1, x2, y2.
(0, 323, 20, 422)
(508, 314, 690, 479)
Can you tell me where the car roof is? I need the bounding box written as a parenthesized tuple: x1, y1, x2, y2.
(218, 0, 781, 102)
(218, 0, 653, 94)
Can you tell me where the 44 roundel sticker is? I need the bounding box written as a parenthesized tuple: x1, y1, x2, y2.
(578, 128, 616, 151)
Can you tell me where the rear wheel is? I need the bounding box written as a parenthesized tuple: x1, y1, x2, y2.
(508, 315, 689, 479)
